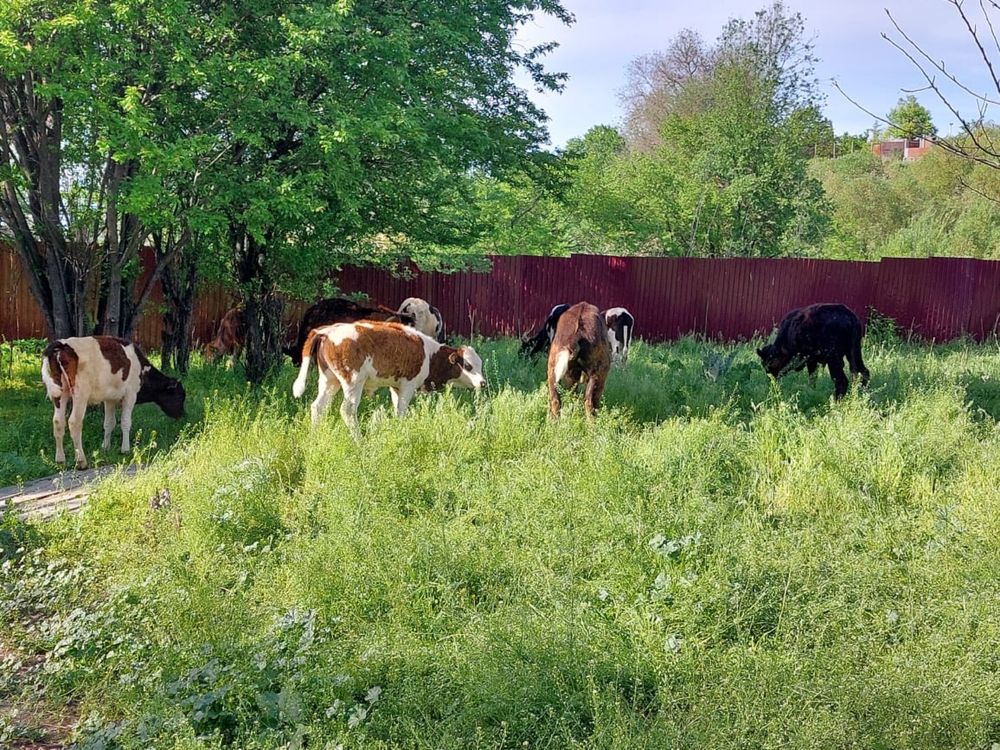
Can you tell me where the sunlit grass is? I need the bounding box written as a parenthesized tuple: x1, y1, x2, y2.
(1, 335, 999, 748)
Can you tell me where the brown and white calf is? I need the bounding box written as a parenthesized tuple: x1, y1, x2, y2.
(42, 337, 186, 468)
(397, 297, 445, 342)
(204, 306, 245, 366)
(548, 302, 612, 418)
(292, 321, 484, 429)
(603, 307, 634, 365)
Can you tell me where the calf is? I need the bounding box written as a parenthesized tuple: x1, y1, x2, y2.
(548, 302, 612, 418)
(292, 321, 484, 429)
(204, 306, 245, 366)
(603, 307, 634, 365)
(285, 298, 415, 366)
(397, 297, 445, 342)
(519, 303, 570, 358)
(42, 337, 186, 469)
(757, 302, 870, 399)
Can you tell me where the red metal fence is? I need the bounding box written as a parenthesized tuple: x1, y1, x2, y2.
(2, 246, 999, 349)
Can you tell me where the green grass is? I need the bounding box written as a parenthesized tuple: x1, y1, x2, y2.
(2, 335, 1000, 748)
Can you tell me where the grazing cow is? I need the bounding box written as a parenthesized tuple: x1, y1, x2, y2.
(603, 307, 634, 365)
(292, 321, 485, 429)
(757, 302, 870, 399)
(285, 298, 415, 366)
(42, 337, 186, 469)
(520, 303, 570, 358)
(397, 297, 445, 342)
(547, 302, 612, 418)
(204, 306, 245, 366)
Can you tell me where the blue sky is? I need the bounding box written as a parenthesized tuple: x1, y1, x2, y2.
(515, 0, 995, 147)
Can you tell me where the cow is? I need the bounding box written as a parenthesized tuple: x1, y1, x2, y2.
(547, 302, 612, 418)
(397, 297, 445, 342)
(603, 307, 634, 365)
(41, 336, 186, 469)
(291, 321, 485, 429)
(204, 306, 244, 366)
(285, 298, 416, 366)
(520, 303, 570, 358)
(756, 302, 870, 399)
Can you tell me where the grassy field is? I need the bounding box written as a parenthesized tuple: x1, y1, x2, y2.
(2, 334, 1000, 748)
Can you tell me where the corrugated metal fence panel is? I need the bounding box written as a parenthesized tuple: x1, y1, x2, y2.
(968, 259, 1000, 340)
(4, 245, 1000, 345)
(0, 247, 48, 341)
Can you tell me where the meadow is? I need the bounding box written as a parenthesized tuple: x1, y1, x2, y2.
(2, 333, 1000, 749)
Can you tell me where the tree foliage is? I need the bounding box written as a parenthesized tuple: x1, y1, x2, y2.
(886, 95, 936, 139)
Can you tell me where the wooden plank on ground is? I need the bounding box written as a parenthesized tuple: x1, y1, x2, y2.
(0, 464, 138, 520)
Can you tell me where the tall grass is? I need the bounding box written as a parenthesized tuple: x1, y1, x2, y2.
(1, 336, 1000, 748)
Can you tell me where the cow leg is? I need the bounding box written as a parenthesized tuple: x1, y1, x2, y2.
(67, 391, 90, 469)
(310, 373, 340, 427)
(807, 359, 819, 386)
(102, 400, 117, 450)
(392, 383, 417, 417)
(584, 372, 607, 418)
(120, 392, 137, 453)
(848, 337, 870, 386)
(828, 357, 849, 400)
(340, 378, 364, 432)
(52, 397, 68, 466)
(548, 375, 562, 418)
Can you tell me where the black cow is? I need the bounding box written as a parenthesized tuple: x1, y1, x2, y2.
(757, 303, 870, 399)
(520, 303, 570, 358)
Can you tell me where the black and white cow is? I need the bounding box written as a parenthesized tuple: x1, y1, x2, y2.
(520, 303, 570, 358)
(603, 307, 634, 365)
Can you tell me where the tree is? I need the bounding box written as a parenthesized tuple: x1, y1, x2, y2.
(191, 0, 574, 382)
(593, 2, 828, 257)
(886, 95, 936, 139)
(0, 1, 217, 340)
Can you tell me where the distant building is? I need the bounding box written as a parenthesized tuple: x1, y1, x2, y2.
(871, 137, 933, 161)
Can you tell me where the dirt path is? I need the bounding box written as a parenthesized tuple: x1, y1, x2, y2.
(0, 465, 138, 521)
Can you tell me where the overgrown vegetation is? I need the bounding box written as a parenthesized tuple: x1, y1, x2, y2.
(2, 335, 999, 748)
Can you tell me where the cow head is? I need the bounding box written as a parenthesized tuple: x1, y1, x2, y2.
(448, 346, 485, 389)
(428, 345, 486, 390)
(137, 366, 187, 418)
(756, 344, 791, 378)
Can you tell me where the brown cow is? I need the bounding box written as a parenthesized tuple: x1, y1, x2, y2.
(292, 321, 484, 429)
(204, 306, 245, 366)
(42, 337, 185, 468)
(547, 302, 611, 418)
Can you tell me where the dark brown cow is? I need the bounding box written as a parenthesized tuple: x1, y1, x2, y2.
(285, 298, 416, 366)
(547, 302, 612, 418)
(42, 337, 185, 468)
(204, 306, 245, 365)
(757, 302, 870, 399)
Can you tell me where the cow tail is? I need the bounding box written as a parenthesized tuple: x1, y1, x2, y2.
(292, 329, 322, 399)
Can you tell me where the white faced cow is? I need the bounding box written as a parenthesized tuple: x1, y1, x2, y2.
(397, 297, 445, 342)
(42, 337, 186, 469)
(292, 321, 484, 430)
(603, 307, 635, 365)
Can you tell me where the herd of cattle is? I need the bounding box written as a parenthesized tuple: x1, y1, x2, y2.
(39, 296, 867, 468)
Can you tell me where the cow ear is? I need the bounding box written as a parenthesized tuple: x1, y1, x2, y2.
(448, 349, 462, 364)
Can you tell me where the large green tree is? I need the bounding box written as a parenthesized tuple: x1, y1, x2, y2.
(573, 1, 828, 257)
(886, 95, 936, 139)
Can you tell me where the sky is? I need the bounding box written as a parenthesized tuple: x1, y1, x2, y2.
(514, 0, 996, 147)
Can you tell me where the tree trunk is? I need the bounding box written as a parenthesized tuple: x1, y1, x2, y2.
(160, 246, 198, 373)
(233, 226, 283, 384)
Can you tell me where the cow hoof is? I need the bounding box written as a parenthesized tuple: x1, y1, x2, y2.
(75, 460, 89, 470)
